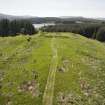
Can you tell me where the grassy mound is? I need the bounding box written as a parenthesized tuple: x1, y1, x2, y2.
(0, 32, 105, 105)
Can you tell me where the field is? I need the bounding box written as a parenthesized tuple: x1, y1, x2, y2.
(0, 32, 105, 105)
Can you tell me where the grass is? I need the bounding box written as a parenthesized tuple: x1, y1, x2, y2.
(43, 37, 58, 105)
(0, 32, 105, 105)
(0, 34, 52, 105)
(54, 33, 105, 105)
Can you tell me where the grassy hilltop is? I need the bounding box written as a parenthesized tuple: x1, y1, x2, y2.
(0, 32, 105, 105)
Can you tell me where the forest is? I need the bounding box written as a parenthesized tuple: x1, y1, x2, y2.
(0, 19, 37, 37)
(41, 22, 105, 42)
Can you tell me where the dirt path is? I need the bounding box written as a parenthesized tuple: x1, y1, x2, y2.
(42, 37, 58, 105)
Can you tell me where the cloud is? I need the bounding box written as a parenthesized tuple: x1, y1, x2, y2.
(0, 0, 104, 17)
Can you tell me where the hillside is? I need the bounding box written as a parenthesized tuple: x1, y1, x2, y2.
(0, 32, 105, 105)
(0, 13, 104, 24)
(0, 13, 36, 21)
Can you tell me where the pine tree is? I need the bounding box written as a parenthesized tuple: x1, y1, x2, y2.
(0, 19, 10, 36)
(10, 20, 20, 35)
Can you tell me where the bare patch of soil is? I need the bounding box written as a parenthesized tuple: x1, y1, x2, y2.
(79, 79, 93, 97)
(57, 92, 82, 105)
(18, 80, 40, 97)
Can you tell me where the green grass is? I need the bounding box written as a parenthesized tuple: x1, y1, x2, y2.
(0, 34, 52, 105)
(0, 32, 105, 105)
(43, 37, 58, 105)
(54, 33, 105, 105)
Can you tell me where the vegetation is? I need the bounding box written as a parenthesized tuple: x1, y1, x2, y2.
(96, 27, 105, 41)
(0, 34, 52, 105)
(0, 32, 105, 105)
(41, 23, 105, 42)
(0, 19, 37, 36)
(54, 33, 105, 105)
(0, 19, 10, 36)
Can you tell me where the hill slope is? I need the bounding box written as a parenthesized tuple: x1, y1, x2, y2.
(0, 13, 36, 20)
(0, 32, 105, 105)
(0, 13, 104, 24)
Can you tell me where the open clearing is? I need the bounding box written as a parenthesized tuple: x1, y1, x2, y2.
(0, 32, 105, 105)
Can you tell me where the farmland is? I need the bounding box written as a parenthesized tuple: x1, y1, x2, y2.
(0, 32, 105, 105)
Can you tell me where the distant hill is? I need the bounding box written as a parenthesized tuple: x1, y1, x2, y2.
(0, 13, 38, 21)
(0, 13, 61, 23)
(0, 13, 104, 24)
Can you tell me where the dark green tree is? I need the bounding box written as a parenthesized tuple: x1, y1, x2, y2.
(24, 21, 37, 35)
(0, 19, 10, 36)
(10, 20, 20, 35)
(96, 27, 105, 42)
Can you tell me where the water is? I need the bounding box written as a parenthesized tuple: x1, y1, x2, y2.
(33, 23, 55, 29)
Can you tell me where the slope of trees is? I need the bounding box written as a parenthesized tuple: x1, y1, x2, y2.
(0, 19, 37, 37)
(41, 23, 105, 42)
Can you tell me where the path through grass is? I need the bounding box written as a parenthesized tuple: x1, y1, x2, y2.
(42, 37, 58, 105)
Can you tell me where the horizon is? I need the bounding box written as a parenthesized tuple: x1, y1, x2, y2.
(0, 0, 105, 18)
(0, 12, 105, 19)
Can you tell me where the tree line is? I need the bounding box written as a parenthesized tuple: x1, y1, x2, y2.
(41, 23, 105, 42)
(0, 19, 37, 37)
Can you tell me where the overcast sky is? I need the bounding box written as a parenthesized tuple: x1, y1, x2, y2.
(0, 0, 104, 17)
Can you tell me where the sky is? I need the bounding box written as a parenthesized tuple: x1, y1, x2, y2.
(0, 0, 105, 17)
